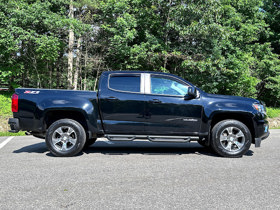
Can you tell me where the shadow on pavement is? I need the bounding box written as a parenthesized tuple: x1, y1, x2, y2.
(84, 146, 217, 157)
(85, 142, 254, 157)
(13, 141, 254, 157)
(13, 142, 48, 154)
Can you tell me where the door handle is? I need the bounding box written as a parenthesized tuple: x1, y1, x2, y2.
(149, 99, 162, 104)
(107, 96, 119, 100)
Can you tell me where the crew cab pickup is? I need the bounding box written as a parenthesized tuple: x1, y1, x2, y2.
(8, 71, 269, 157)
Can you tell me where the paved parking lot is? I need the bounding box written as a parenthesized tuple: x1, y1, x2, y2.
(0, 130, 280, 209)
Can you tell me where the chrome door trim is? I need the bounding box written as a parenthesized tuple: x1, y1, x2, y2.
(143, 73, 151, 94)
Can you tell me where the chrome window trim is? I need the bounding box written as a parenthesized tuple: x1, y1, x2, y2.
(143, 73, 151, 94)
(140, 74, 145, 94)
(146, 73, 191, 97)
(108, 73, 143, 94)
(107, 72, 198, 98)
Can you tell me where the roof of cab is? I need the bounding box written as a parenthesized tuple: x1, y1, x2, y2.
(100, 70, 200, 91)
(101, 70, 183, 79)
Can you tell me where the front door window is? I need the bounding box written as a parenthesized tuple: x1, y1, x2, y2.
(150, 75, 189, 96)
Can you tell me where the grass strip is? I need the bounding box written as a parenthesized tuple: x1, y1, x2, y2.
(0, 131, 26, 136)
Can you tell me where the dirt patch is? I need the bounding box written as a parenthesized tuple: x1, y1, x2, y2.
(0, 116, 10, 132)
(268, 117, 280, 129)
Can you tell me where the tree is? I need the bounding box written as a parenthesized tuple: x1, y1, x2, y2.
(0, 0, 69, 88)
(258, 0, 280, 106)
(67, 0, 74, 89)
(0, 0, 91, 90)
(262, 0, 280, 54)
(98, 0, 280, 103)
(0, 0, 279, 107)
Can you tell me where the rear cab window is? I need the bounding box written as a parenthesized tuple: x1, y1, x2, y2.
(109, 74, 141, 93)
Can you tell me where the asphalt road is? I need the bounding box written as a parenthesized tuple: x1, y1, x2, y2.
(0, 130, 279, 209)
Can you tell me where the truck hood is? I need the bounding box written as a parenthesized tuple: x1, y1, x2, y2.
(203, 93, 259, 104)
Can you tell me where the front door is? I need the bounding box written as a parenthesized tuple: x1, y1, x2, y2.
(144, 74, 202, 136)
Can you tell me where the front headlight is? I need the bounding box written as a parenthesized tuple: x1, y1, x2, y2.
(253, 103, 266, 114)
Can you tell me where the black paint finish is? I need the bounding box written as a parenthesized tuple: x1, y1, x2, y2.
(9, 71, 269, 144)
(144, 94, 202, 135)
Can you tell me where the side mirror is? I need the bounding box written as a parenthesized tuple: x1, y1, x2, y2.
(184, 87, 197, 100)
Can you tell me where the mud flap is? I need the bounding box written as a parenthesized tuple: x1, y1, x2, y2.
(255, 138, 261, 147)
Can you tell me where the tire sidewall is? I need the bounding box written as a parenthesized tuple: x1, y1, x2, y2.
(45, 119, 86, 157)
(211, 120, 252, 157)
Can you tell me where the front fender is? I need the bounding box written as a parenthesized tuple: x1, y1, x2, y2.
(199, 99, 256, 144)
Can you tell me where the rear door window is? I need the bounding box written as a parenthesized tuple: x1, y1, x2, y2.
(109, 75, 141, 93)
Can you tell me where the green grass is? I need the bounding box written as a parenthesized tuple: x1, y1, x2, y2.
(266, 107, 280, 118)
(0, 91, 15, 134)
(0, 91, 28, 136)
(0, 91, 13, 117)
(0, 131, 25, 136)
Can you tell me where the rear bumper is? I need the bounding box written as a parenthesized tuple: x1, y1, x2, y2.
(8, 118, 20, 133)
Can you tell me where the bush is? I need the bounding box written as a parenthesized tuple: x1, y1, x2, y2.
(266, 107, 280, 118)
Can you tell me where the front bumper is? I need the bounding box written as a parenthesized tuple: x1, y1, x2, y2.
(255, 131, 269, 147)
(254, 119, 269, 147)
(8, 118, 20, 133)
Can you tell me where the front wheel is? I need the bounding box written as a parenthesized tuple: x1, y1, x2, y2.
(211, 120, 252, 158)
(45, 119, 86, 157)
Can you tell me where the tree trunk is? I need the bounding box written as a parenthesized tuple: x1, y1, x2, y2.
(163, 0, 172, 72)
(67, 0, 74, 89)
(73, 36, 82, 90)
(94, 63, 101, 91)
(22, 71, 25, 87)
(48, 62, 52, 89)
(84, 73, 87, 90)
(56, 66, 60, 89)
(84, 45, 88, 90)
(8, 75, 14, 91)
(33, 58, 41, 88)
(56, 52, 63, 89)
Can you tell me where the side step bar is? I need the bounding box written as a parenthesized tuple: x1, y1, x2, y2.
(105, 135, 199, 143)
(106, 135, 136, 141)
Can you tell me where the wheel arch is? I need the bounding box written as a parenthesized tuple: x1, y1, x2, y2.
(44, 110, 89, 132)
(210, 112, 255, 143)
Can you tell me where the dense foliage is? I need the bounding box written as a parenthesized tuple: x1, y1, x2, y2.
(0, 0, 279, 106)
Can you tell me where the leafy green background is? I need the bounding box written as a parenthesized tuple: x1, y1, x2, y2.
(1, 0, 279, 106)
(1, 0, 280, 135)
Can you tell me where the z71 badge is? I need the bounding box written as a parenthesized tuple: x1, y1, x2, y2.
(24, 90, 40, 94)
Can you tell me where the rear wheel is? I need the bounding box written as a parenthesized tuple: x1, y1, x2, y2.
(211, 120, 252, 158)
(45, 119, 86, 157)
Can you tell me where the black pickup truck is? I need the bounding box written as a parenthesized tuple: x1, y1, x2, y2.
(9, 71, 269, 157)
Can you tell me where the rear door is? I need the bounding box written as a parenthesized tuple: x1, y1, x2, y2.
(98, 73, 146, 134)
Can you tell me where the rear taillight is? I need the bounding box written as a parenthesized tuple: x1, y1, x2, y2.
(11, 93, 18, 112)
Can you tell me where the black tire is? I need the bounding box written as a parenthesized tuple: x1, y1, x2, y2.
(84, 138, 97, 148)
(211, 120, 252, 158)
(45, 119, 86, 157)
